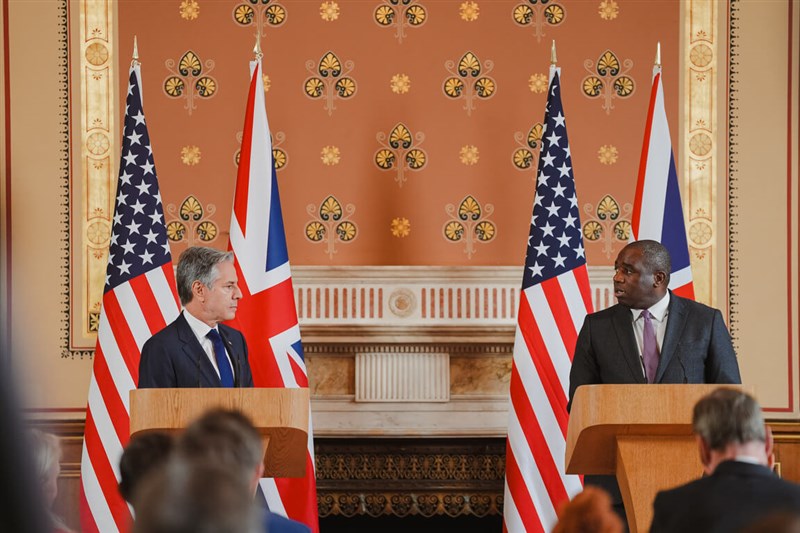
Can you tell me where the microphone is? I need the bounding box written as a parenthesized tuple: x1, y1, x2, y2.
(677, 356, 688, 384)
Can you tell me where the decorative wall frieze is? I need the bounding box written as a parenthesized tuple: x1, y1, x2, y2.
(355, 352, 449, 402)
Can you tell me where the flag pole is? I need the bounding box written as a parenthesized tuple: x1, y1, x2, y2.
(132, 35, 139, 67)
(551, 39, 557, 66)
(253, 32, 263, 61)
(655, 41, 661, 68)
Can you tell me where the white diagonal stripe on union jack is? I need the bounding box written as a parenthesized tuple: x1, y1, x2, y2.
(504, 64, 592, 533)
(80, 64, 180, 533)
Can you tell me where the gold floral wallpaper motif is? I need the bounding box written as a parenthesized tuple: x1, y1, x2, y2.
(164, 51, 218, 115)
(165, 195, 219, 251)
(304, 52, 356, 116)
(233, 0, 287, 37)
(374, 0, 427, 43)
(582, 50, 635, 114)
(581, 195, 631, 259)
(375, 123, 426, 187)
(305, 196, 358, 259)
(512, 0, 566, 42)
(512, 123, 544, 177)
(443, 52, 496, 117)
(443, 196, 496, 259)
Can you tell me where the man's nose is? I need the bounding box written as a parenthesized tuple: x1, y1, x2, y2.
(233, 285, 243, 299)
(612, 269, 623, 283)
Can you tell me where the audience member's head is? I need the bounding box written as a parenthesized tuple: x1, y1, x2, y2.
(178, 409, 264, 492)
(118, 432, 175, 505)
(132, 457, 260, 533)
(693, 388, 771, 474)
(29, 429, 72, 532)
(551, 486, 624, 533)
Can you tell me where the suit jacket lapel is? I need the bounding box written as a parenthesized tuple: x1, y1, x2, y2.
(175, 312, 221, 387)
(655, 292, 687, 383)
(611, 305, 646, 383)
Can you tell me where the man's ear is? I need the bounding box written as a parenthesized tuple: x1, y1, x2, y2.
(696, 435, 713, 474)
(191, 280, 205, 301)
(765, 425, 776, 470)
(653, 270, 668, 288)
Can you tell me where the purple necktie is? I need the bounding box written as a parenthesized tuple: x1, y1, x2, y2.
(641, 310, 659, 383)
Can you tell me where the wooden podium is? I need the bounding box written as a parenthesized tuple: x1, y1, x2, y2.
(130, 388, 309, 478)
(566, 384, 733, 533)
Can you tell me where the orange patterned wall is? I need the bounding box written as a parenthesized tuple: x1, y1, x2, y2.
(115, 0, 679, 267)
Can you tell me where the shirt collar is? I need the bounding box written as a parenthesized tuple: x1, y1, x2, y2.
(182, 308, 216, 339)
(630, 291, 670, 322)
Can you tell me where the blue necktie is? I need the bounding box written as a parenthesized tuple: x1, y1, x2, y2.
(207, 329, 234, 388)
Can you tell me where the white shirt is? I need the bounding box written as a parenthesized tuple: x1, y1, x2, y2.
(182, 309, 234, 379)
(629, 292, 670, 377)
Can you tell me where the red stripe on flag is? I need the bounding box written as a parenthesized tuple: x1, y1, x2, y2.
(232, 64, 259, 237)
(92, 349, 131, 447)
(129, 274, 169, 335)
(509, 365, 569, 506)
(540, 277, 578, 362)
(79, 483, 100, 533)
(517, 294, 568, 436)
(671, 283, 694, 299)
(573, 265, 594, 315)
(84, 411, 131, 531)
(632, 72, 661, 236)
(504, 437, 546, 533)
(101, 291, 140, 382)
(162, 263, 181, 309)
(288, 356, 309, 387)
(275, 458, 319, 533)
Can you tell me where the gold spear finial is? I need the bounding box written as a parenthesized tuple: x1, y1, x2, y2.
(253, 32, 263, 61)
(551, 40, 557, 65)
(132, 35, 140, 67)
(655, 41, 661, 68)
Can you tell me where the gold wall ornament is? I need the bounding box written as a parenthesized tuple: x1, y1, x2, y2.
(390, 73, 411, 94)
(305, 196, 358, 259)
(459, 145, 479, 166)
(460, 1, 480, 22)
(443, 196, 496, 259)
(164, 195, 219, 250)
(512, 0, 566, 43)
(320, 1, 340, 21)
(234, 131, 287, 171)
(581, 195, 632, 259)
(443, 52, 496, 117)
(374, 123, 427, 187)
(180, 0, 200, 20)
(374, 0, 427, 44)
(304, 51, 357, 116)
(512, 123, 543, 177)
(233, 0, 287, 38)
(598, 0, 619, 21)
(163, 51, 218, 116)
(581, 50, 635, 114)
(391, 217, 411, 238)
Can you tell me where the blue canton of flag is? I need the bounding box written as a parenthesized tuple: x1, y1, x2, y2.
(523, 70, 586, 290)
(105, 70, 172, 290)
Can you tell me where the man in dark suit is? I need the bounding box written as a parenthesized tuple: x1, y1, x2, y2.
(568, 240, 741, 523)
(651, 388, 800, 532)
(139, 246, 254, 388)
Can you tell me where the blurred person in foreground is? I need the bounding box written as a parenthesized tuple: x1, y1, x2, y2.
(650, 388, 800, 533)
(118, 432, 175, 508)
(132, 458, 261, 533)
(178, 409, 311, 533)
(551, 486, 623, 533)
(29, 429, 73, 533)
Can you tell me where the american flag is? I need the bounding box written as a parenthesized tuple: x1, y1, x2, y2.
(503, 65, 590, 533)
(631, 65, 694, 298)
(227, 59, 319, 532)
(79, 64, 181, 532)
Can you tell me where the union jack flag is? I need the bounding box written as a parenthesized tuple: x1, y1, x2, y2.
(503, 65, 590, 533)
(631, 64, 694, 298)
(227, 58, 319, 532)
(79, 64, 181, 532)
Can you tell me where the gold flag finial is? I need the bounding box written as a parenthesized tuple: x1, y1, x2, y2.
(253, 33, 263, 61)
(655, 41, 661, 68)
(550, 40, 557, 65)
(132, 35, 140, 67)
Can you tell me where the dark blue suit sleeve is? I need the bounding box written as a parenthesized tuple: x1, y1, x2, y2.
(568, 316, 600, 411)
(704, 309, 741, 384)
(138, 336, 177, 388)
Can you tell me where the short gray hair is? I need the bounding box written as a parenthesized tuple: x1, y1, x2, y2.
(693, 388, 766, 451)
(175, 247, 234, 306)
